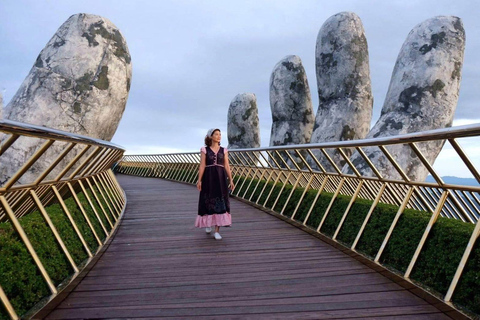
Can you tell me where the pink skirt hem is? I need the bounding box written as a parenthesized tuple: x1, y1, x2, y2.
(195, 213, 232, 228)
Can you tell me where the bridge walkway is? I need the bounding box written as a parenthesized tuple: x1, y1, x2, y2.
(46, 174, 453, 319)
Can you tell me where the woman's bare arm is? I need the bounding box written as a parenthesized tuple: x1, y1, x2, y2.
(197, 152, 206, 191)
(224, 152, 235, 190)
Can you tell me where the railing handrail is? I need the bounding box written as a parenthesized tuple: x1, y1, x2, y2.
(0, 119, 125, 151)
(116, 122, 480, 317)
(0, 118, 127, 320)
(123, 122, 480, 156)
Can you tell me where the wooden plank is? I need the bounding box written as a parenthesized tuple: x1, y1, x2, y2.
(46, 174, 456, 319)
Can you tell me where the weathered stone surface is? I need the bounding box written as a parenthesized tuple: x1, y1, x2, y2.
(345, 16, 465, 181)
(1, 13, 131, 185)
(310, 12, 372, 172)
(269, 55, 314, 167)
(227, 93, 260, 149)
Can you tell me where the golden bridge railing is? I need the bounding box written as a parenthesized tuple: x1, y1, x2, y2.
(0, 119, 126, 319)
(115, 123, 480, 315)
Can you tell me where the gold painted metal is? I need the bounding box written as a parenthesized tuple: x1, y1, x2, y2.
(78, 180, 108, 236)
(33, 142, 76, 185)
(378, 145, 410, 182)
(317, 178, 345, 232)
(107, 170, 126, 206)
(320, 148, 342, 174)
(99, 172, 122, 213)
(0, 119, 125, 319)
(241, 153, 261, 199)
(303, 176, 328, 226)
(69, 146, 101, 179)
(409, 142, 444, 186)
(86, 178, 113, 228)
(0, 285, 18, 320)
(95, 173, 119, 213)
(233, 153, 251, 196)
(352, 184, 387, 250)
(291, 175, 315, 221)
(80, 147, 108, 177)
(67, 182, 103, 246)
(30, 189, 79, 273)
(115, 122, 480, 315)
(405, 191, 449, 278)
(106, 171, 125, 209)
(54, 145, 91, 181)
(248, 153, 269, 202)
(256, 169, 275, 205)
(279, 150, 307, 215)
(3, 139, 55, 190)
(375, 187, 414, 262)
(445, 217, 480, 302)
(272, 171, 291, 213)
(448, 138, 480, 184)
(91, 176, 117, 220)
(0, 196, 57, 294)
(355, 147, 383, 180)
(333, 180, 364, 240)
(280, 171, 302, 216)
(0, 133, 20, 157)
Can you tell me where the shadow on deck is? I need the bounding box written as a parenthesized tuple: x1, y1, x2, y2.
(45, 174, 456, 319)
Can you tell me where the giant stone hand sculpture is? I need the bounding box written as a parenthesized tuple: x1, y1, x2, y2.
(1, 13, 132, 186)
(310, 12, 373, 172)
(344, 16, 465, 181)
(269, 55, 314, 167)
(227, 93, 260, 149)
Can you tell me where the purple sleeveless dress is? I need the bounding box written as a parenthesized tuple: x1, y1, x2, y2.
(195, 146, 232, 227)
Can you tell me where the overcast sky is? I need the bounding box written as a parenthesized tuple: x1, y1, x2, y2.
(1, 0, 480, 177)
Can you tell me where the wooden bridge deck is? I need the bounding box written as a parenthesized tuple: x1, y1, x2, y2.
(46, 174, 455, 319)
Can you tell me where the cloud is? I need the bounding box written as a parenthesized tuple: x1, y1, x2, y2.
(2, 0, 480, 160)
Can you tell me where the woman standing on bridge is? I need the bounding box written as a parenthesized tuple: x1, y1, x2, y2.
(196, 128, 235, 240)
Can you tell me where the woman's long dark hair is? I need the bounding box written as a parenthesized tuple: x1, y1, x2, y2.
(205, 129, 220, 146)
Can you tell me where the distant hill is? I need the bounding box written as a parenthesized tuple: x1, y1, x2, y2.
(425, 175, 479, 187)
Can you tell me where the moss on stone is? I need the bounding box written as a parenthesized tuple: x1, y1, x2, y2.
(73, 102, 82, 113)
(61, 78, 72, 91)
(351, 34, 367, 66)
(242, 107, 252, 121)
(82, 22, 131, 64)
(428, 79, 445, 98)
(373, 118, 403, 138)
(451, 62, 462, 81)
(341, 125, 356, 141)
(112, 30, 131, 64)
(93, 66, 109, 90)
(419, 32, 446, 55)
(75, 72, 93, 92)
(319, 53, 337, 70)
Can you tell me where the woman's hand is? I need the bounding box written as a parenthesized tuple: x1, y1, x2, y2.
(229, 181, 235, 191)
(197, 181, 202, 191)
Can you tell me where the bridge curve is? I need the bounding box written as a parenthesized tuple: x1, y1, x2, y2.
(45, 174, 454, 319)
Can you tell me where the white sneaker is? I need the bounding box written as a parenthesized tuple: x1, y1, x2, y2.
(205, 227, 212, 234)
(214, 232, 222, 240)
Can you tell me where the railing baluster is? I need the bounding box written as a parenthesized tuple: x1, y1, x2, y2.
(0, 196, 57, 294)
(0, 284, 18, 320)
(405, 191, 449, 278)
(111, 122, 480, 318)
(375, 187, 414, 262)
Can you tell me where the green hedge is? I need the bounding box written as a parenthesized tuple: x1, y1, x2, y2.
(0, 185, 116, 319)
(232, 176, 480, 316)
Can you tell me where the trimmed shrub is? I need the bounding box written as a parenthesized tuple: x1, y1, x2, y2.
(233, 175, 480, 316)
(0, 185, 115, 319)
